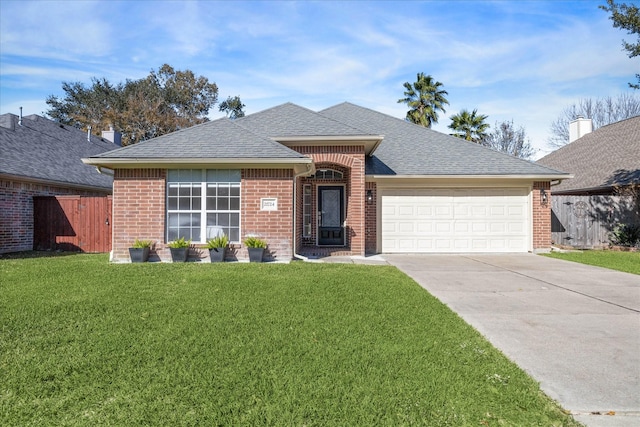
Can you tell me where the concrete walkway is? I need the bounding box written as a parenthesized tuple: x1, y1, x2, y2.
(381, 254, 640, 427)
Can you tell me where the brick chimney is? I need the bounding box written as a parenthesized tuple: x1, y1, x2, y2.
(569, 116, 592, 143)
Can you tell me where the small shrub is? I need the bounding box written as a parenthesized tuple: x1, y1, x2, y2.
(131, 239, 152, 248)
(167, 237, 191, 248)
(244, 236, 267, 248)
(206, 234, 229, 249)
(610, 223, 640, 247)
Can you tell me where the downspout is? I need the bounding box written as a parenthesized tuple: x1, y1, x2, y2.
(293, 164, 314, 261)
(95, 166, 115, 176)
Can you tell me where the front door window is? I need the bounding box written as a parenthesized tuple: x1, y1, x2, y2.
(318, 186, 344, 246)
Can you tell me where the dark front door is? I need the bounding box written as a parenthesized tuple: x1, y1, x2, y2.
(318, 186, 345, 246)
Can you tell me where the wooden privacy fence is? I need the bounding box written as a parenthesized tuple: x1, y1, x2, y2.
(33, 196, 112, 252)
(551, 194, 637, 249)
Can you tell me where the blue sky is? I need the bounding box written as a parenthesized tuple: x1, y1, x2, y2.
(1, 0, 637, 158)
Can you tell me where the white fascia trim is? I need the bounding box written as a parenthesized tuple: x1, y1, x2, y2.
(367, 174, 573, 181)
(82, 157, 312, 166)
(273, 135, 384, 156)
(82, 157, 315, 175)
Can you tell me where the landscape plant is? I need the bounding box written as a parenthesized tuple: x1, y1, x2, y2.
(128, 239, 152, 263)
(206, 234, 229, 263)
(167, 236, 191, 248)
(243, 236, 267, 248)
(205, 234, 229, 250)
(131, 239, 152, 248)
(610, 223, 640, 247)
(167, 237, 191, 262)
(244, 236, 267, 262)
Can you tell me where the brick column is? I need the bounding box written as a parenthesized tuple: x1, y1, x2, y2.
(242, 169, 294, 261)
(532, 181, 552, 251)
(365, 181, 377, 254)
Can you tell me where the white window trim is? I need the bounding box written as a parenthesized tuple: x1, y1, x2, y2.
(166, 169, 241, 244)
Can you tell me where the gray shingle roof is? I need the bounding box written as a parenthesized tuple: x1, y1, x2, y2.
(83, 101, 570, 179)
(236, 102, 376, 138)
(320, 102, 567, 176)
(537, 116, 640, 193)
(92, 117, 306, 160)
(0, 113, 115, 190)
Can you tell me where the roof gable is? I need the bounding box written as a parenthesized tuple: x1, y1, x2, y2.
(236, 102, 376, 138)
(0, 113, 115, 189)
(320, 102, 567, 177)
(538, 116, 640, 192)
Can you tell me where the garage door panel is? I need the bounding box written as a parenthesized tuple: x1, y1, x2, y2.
(417, 222, 433, 233)
(416, 206, 432, 216)
(435, 222, 451, 233)
(398, 222, 414, 233)
(508, 222, 524, 232)
(471, 222, 487, 232)
(398, 206, 414, 216)
(381, 188, 529, 253)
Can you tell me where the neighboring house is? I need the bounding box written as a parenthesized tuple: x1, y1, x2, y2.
(538, 116, 640, 248)
(83, 102, 570, 262)
(0, 113, 118, 254)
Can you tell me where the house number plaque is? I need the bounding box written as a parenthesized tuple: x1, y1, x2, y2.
(261, 198, 278, 211)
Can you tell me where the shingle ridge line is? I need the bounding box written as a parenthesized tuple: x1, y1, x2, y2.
(4, 119, 113, 151)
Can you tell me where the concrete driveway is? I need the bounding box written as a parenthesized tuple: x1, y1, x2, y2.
(383, 253, 640, 427)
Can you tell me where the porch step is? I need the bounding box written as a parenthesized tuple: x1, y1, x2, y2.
(298, 247, 353, 258)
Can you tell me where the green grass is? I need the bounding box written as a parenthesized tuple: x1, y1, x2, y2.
(543, 250, 640, 275)
(0, 254, 580, 426)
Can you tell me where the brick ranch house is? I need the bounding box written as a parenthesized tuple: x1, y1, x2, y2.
(0, 113, 118, 254)
(83, 102, 571, 262)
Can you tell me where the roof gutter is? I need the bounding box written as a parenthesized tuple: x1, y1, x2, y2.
(82, 157, 314, 174)
(82, 157, 312, 166)
(368, 173, 573, 181)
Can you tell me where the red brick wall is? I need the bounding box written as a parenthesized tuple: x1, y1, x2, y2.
(242, 169, 293, 261)
(532, 181, 552, 250)
(290, 146, 366, 256)
(110, 168, 296, 262)
(111, 169, 166, 262)
(0, 177, 110, 254)
(365, 181, 377, 254)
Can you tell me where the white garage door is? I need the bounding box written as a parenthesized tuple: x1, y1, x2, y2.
(381, 188, 530, 253)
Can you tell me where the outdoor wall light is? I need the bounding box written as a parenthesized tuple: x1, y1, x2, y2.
(540, 189, 548, 205)
(366, 189, 374, 204)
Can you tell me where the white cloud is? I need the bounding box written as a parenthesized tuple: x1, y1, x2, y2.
(0, 0, 113, 60)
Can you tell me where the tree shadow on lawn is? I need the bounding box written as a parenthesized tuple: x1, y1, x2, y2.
(0, 250, 89, 260)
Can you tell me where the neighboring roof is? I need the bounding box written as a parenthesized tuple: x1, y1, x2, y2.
(90, 116, 307, 161)
(0, 113, 116, 190)
(537, 116, 640, 193)
(320, 102, 568, 177)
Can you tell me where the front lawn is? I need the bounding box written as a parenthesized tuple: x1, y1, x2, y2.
(543, 250, 640, 275)
(0, 254, 580, 426)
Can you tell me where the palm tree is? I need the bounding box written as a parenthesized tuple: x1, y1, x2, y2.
(397, 73, 449, 128)
(448, 109, 490, 143)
